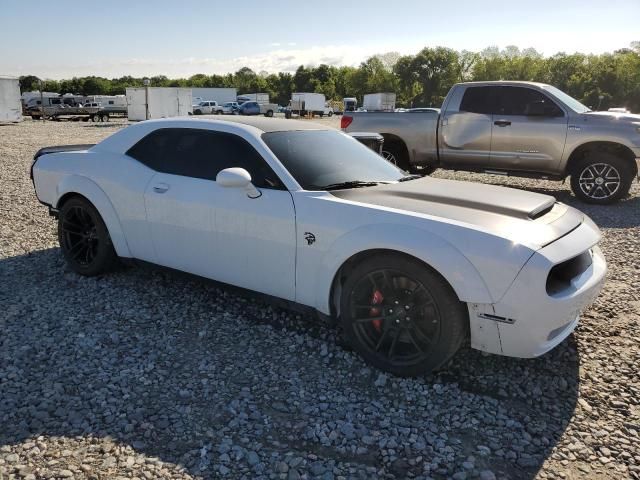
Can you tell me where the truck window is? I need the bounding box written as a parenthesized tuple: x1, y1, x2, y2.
(459, 87, 497, 114)
(497, 87, 563, 117)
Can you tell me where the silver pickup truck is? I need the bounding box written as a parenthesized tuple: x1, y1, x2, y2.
(342, 81, 640, 204)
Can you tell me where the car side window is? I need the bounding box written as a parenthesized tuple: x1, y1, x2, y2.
(126, 128, 284, 189)
(497, 87, 563, 117)
(459, 87, 498, 114)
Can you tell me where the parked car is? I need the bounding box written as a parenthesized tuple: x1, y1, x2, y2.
(192, 101, 223, 115)
(222, 102, 239, 114)
(342, 81, 640, 204)
(237, 101, 276, 117)
(31, 116, 606, 377)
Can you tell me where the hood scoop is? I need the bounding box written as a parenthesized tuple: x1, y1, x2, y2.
(331, 177, 557, 220)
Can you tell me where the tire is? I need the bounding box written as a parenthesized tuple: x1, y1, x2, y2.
(381, 141, 410, 171)
(58, 197, 118, 276)
(340, 253, 467, 377)
(328, 111, 333, 117)
(31, 115, 41, 120)
(215, 110, 222, 115)
(102, 114, 109, 122)
(570, 150, 635, 204)
(91, 115, 99, 122)
(265, 110, 274, 117)
(194, 110, 202, 115)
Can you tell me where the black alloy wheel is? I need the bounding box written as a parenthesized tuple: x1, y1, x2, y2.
(58, 197, 117, 276)
(341, 254, 467, 377)
(349, 268, 441, 368)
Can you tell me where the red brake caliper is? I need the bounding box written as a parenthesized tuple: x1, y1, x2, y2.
(370, 290, 384, 332)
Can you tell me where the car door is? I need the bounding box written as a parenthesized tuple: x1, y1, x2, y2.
(139, 127, 297, 300)
(490, 86, 568, 174)
(135, 128, 218, 278)
(439, 86, 498, 169)
(204, 132, 297, 300)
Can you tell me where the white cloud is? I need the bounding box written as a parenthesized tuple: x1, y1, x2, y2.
(9, 44, 393, 79)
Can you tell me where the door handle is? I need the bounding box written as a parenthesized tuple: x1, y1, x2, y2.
(494, 120, 511, 127)
(153, 183, 170, 194)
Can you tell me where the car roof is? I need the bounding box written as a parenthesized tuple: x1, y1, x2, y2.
(457, 80, 551, 88)
(149, 116, 329, 133)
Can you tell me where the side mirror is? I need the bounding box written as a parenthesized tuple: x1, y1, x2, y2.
(216, 167, 261, 198)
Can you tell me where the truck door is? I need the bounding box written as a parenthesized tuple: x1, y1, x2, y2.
(489, 86, 568, 174)
(439, 86, 497, 169)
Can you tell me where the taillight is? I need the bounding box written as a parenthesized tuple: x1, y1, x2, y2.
(340, 115, 353, 129)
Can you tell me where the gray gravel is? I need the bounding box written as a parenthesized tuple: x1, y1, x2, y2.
(1, 118, 639, 479)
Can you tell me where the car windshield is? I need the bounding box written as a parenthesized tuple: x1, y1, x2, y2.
(542, 85, 591, 113)
(262, 130, 407, 190)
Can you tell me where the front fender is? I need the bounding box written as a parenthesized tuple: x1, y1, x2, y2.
(56, 175, 131, 257)
(313, 224, 494, 315)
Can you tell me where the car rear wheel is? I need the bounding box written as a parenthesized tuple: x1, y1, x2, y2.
(570, 151, 634, 204)
(58, 197, 118, 276)
(340, 254, 467, 377)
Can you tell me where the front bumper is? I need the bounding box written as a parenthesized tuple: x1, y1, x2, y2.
(469, 218, 606, 358)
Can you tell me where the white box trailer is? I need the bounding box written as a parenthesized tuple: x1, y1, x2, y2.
(238, 92, 270, 104)
(191, 87, 237, 105)
(290, 92, 326, 115)
(126, 87, 192, 121)
(363, 92, 396, 111)
(0, 77, 22, 122)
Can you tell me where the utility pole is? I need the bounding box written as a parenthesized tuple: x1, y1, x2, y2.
(39, 80, 44, 122)
(143, 78, 150, 120)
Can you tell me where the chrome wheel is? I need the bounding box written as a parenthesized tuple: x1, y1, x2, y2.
(578, 163, 621, 200)
(381, 150, 397, 164)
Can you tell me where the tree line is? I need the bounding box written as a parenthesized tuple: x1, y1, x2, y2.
(19, 43, 640, 111)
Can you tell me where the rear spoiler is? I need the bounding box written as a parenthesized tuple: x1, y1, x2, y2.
(33, 144, 96, 161)
(31, 144, 96, 180)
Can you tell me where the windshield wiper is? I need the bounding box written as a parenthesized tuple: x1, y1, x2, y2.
(397, 174, 422, 182)
(320, 180, 386, 191)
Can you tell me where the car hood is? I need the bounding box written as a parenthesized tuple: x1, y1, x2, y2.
(329, 177, 584, 250)
(582, 111, 640, 122)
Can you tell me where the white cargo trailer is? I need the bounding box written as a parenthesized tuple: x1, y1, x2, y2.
(191, 87, 237, 105)
(126, 87, 192, 121)
(0, 77, 22, 122)
(238, 93, 270, 104)
(363, 92, 396, 111)
(290, 92, 326, 116)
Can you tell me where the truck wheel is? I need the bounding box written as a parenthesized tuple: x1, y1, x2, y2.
(194, 109, 202, 115)
(265, 110, 274, 117)
(328, 111, 333, 117)
(340, 253, 467, 377)
(570, 151, 634, 204)
(382, 142, 410, 171)
(102, 114, 109, 122)
(215, 110, 222, 115)
(91, 115, 99, 122)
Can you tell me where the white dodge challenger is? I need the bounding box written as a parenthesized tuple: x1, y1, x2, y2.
(31, 117, 606, 376)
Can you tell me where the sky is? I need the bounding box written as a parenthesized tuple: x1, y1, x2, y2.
(1, 0, 638, 79)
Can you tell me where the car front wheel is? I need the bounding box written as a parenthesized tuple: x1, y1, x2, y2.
(340, 254, 467, 377)
(58, 197, 118, 276)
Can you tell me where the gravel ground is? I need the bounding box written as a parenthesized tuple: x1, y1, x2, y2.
(1, 118, 639, 480)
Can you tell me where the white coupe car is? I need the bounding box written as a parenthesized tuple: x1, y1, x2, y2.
(31, 117, 606, 376)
